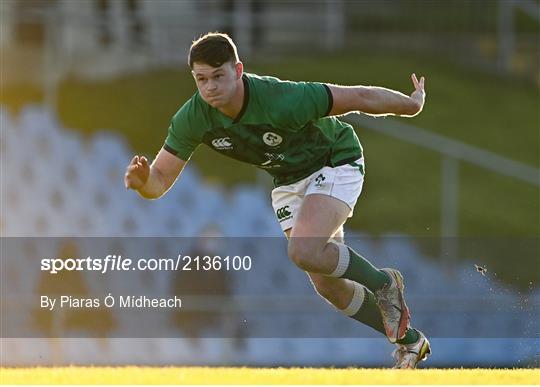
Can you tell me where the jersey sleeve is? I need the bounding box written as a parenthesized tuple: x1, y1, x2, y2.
(163, 104, 201, 161)
(277, 80, 333, 127)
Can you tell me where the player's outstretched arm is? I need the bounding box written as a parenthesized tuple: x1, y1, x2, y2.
(327, 73, 426, 117)
(124, 148, 186, 199)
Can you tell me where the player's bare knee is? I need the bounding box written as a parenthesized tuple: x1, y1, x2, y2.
(287, 238, 320, 272)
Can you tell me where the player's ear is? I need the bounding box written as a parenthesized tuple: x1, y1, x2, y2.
(235, 61, 243, 80)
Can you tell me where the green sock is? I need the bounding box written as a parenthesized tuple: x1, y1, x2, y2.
(349, 287, 419, 344)
(341, 246, 390, 292)
(396, 328, 420, 345)
(349, 287, 387, 335)
(396, 328, 420, 344)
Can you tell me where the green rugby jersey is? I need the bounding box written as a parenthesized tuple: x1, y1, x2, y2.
(164, 73, 362, 186)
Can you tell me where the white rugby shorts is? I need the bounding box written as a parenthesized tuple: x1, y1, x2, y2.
(271, 157, 365, 231)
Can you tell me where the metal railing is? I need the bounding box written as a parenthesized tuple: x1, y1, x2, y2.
(343, 114, 540, 245)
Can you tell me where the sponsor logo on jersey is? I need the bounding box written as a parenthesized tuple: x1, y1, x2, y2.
(314, 173, 326, 187)
(260, 152, 285, 168)
(263, 132, 283, 147)
(276, 205, 292, 221)
(264, 152, 285, 161)
(211, 137, 233, 150)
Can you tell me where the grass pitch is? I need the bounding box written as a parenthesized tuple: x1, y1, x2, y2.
(1, 367, 539, 385)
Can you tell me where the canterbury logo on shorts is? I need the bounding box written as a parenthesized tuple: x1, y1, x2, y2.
(276, 206, 292, 221)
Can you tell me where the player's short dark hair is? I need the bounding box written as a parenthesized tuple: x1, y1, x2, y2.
(188, 32, 239, 68)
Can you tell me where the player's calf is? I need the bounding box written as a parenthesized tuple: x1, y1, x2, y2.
(308, 273, 354, 310)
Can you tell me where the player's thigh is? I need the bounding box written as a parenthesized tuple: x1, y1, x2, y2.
(290, 194, 350, 239)
(287, 194, 350, 264)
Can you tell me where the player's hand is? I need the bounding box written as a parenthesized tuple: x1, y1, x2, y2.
(124, 155, 150, 190)
(410, 73, 426, 112)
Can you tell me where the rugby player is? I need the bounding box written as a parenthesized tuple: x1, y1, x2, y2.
(124, 32, 431, 368)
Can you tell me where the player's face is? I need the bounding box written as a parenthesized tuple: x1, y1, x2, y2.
(192, 61, 241, 108)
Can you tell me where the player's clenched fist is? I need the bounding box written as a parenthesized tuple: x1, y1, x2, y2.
(124, 155, 150, 190)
